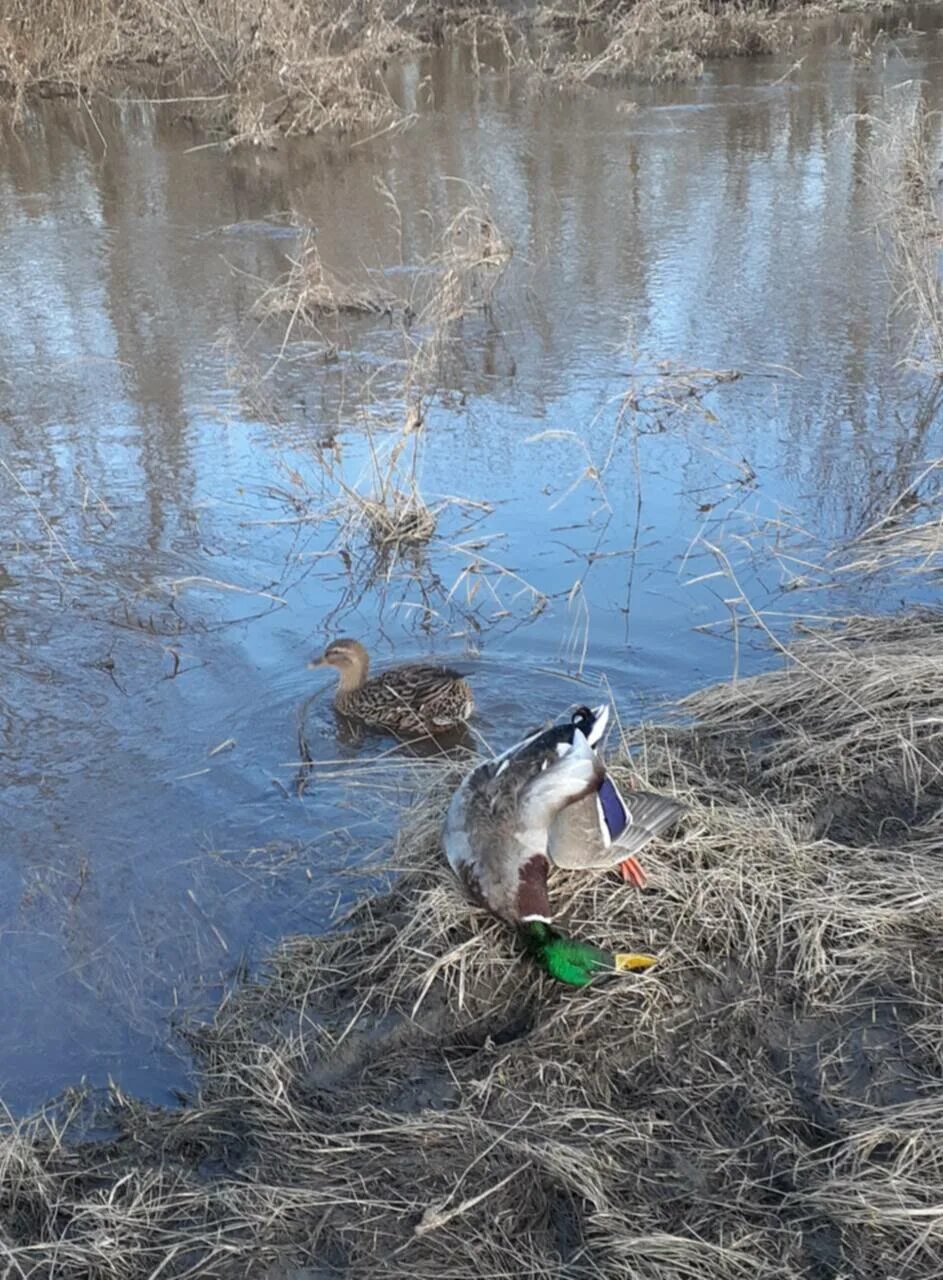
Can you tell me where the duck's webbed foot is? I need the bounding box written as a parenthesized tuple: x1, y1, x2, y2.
(618, 856, 646, 888)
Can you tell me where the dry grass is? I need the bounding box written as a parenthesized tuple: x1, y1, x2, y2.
(837, 511, 943, 577)
(0, 0, 417, 140)
(0, 1, 906, 139)
(862, 93, 943, 374)
(405, 186, 513, 391)
(698, 446, 943, 605)
(833, 458, 943, 580)
(678, 610, 943, 839)
(2, 608, 942, 1278)
(529, 0, 794, 87)
(335, 409, 441, 554)
(730, 479, 943, 621)
(253, 233, 399, 328)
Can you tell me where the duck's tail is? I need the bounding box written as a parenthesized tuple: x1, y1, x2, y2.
(519, 919, 656, 987)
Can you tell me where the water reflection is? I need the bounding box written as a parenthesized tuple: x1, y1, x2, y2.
(1, 9, 943, 1110)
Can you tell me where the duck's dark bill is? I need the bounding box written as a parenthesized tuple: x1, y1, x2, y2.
(619, 856, 647, 888)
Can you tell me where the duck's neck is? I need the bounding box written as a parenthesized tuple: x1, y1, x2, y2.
(336, 650, 369, 693)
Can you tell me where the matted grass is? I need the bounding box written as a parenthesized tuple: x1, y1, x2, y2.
(2, 608, 941, 1278)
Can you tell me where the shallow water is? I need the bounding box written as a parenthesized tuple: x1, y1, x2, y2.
(2, 6, 943, 1111)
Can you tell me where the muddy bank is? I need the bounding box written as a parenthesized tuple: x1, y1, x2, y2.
(2, 608, 941, 1279)
(0, 0, 919, 142)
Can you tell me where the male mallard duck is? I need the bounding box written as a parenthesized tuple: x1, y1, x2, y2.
(443, 704, 681, 986)
(547, 706, 686, 886)
(309, 638, 473, 737)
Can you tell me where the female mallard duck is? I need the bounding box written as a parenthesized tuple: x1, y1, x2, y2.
(443, 704, 683, 986)
(309, 638, 473, 737)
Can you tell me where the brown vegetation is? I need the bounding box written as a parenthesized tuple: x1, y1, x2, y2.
(0, 1, 904, 142)
(253, 234, 399, 325)
(864, 93, 943, 374)
(2, 607, 942, 1278)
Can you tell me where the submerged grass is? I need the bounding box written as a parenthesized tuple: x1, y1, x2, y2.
(2, 608, 942, 1278)
(0, 0, 909, 141)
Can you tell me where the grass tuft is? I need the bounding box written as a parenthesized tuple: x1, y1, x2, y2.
(863, 94, 943, 374)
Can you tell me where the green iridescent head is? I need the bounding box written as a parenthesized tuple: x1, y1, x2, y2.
(520, 920, 656, 987)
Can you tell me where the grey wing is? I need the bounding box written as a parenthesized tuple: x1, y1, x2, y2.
(547, 793, 609, 868)
(616, 792, 685, 858)
(516, 729, 603, 833)
(549, 789, 684, 869)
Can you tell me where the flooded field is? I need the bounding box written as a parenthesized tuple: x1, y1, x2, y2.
(2, 5, 942, 1115)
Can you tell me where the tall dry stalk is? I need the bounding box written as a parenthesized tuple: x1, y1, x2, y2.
(865, 95, 943, 374)
(250, 182, 511, 570)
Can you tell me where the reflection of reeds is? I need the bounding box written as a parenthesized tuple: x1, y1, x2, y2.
(241, 183, 532, 637)
(865, 96, 943, 374)
(4, 609, 942, 1278)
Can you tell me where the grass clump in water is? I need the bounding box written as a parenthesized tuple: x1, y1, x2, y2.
(253, 233, 399, 325)
(2, 608, 942, 1278)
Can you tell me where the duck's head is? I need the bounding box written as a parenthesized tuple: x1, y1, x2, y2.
(521, 921, 656, 986)
(308, 638, 370, 685)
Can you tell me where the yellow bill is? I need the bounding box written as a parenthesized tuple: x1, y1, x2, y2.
(614, 952, 658, 972)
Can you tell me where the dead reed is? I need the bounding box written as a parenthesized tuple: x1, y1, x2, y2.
(863, 93, 943, 374)
(0, 0, 415, 139)
(1, 1, 905, 139)
(528, 0, 792, 87)
(253, 233, 398, 328)
(333, 410, 441, 554)
(833, 457, 943, 581)
(2, 607, 942, 1278)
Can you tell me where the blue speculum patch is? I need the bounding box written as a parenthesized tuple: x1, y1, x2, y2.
(598, 777, 628, 838)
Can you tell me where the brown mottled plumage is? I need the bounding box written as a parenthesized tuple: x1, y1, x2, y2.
(309, 638, 473, 737)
